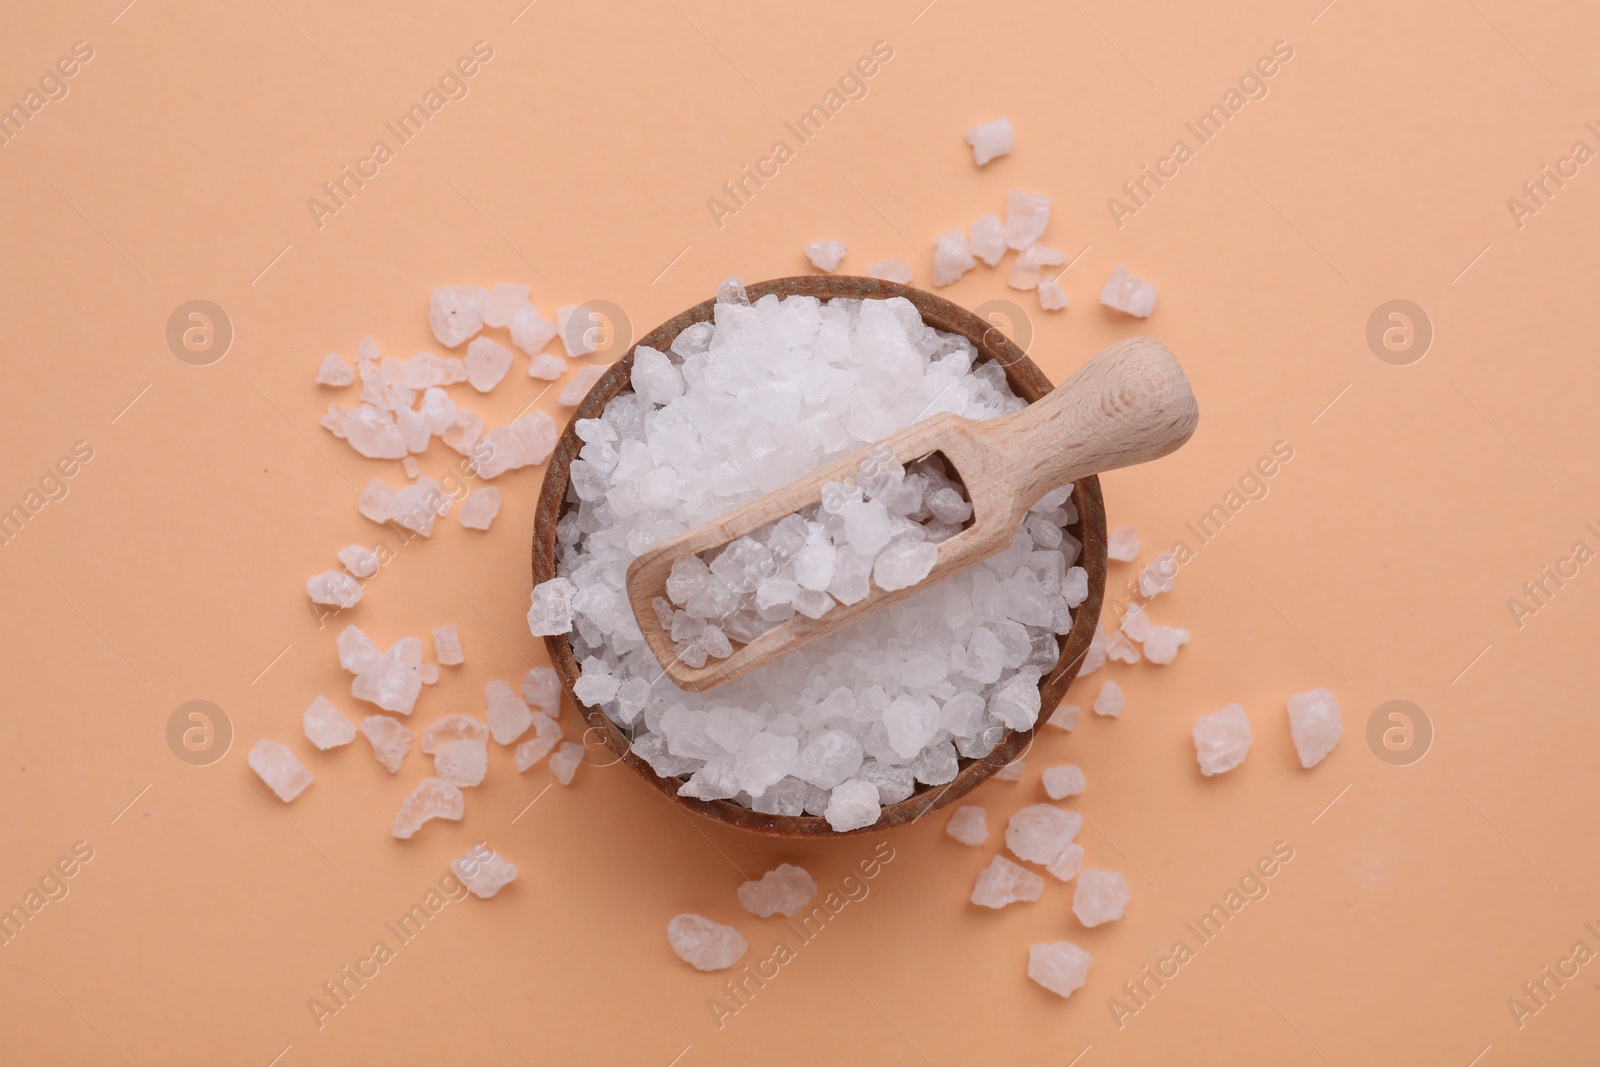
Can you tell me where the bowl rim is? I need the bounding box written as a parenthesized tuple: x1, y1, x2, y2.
(532, 275, 1107, 837)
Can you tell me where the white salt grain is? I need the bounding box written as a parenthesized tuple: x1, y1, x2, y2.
(351, 637, 424, 714)
(1139, 553, 1177, 597)
(432, 625, 464, 666)
(668, 914, 747, 971)
(484, 283, 531, 328)
(1142, 624, 1190, 665)
(872, 540, 938, 591)
(866, 260, 913, 284)
(1100, 263, 1158, 318)
(1047, 704, 1081, 731)
(510, 303, 557, 356)
(971, 855, 1044, 908)
(459, 487, 502, 531)
(1006, 804, 1082, 864)
(1286, 688, 1342, 768)
(1037, 278, 1069, 311)
(307, 570, 363, 608)
(527, 578, 577, 635)
(303, 696, 356, 750)
(338, 544, 379, 579)
(337, 624, 380, 673)
(1073, 869, 1130, 927)
(248, 739, 312, 802)
(360, 715, 413, 773)
(465, 337, 514, 392)
(1042, 764, 1086, 799)
(1046, 842, 1084, 882)
(1007, 243, 1065, 291)
(522, 667, 560, 714)
(1004, 190, 1050, 250)
(1107, 525, 1140, 562)
(1029, 941, 1092, 998)
(549, 740, 584, 785)
(946, 805, 989, 846)
(737, 863, 817, 918)
(485, 680, 533, 744)
(391, 777, 463, 838)
(527, 352, 566, 380)
(1093, 680, 1124, 717)
(559, 365, 606, 407)
(824, 778, 881, 832)
(316, 353, 354, 386)
(805, 240, 847, 272)
(435, 739, 488, 787)
(453, 844, 518, 898)
(513, 713, 564, 770)
(420, 713, 488, 754)
(1193, 703, 1252, 776)
(965, 117, 1014, 166)
(933, 228, 977, 287)
(429, 286, 487, 348)
(968, 214, 1007, 265)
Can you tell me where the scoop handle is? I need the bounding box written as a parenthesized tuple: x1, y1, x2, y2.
(989, 337, 1198, 509)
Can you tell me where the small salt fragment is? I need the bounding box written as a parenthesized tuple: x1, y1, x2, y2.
(453, 843, 518, 898)
(303, 696, 356, 750)
(419, 663, 439, 684)
(933, 228, 976, 287)
(513, 713, 563, 770)
(435, 739, 488, 787)
(1029, 941, 1092, 998)
(1004, 190, 1050, 250)
(464, 336, 514, 392)
(737, 864, 818, 918)
(968, 214, 1006, 265)
(556, 305, 598, 357)
(307, 570, 363, 608)
(559, 365, 606, 407)
(1007, 243, 1065, 290)
(1093, 680, 1124, 717)
(1100, 263, 1158, 318)
(484, 283, 531, 328)
(420, 714, 488, 754)
(429, 285, 487, 348)
(1193, 703, 1252, 776)
(1142, 624, 1190, 665)
(338, 544, 379, 579)
(1286, 688, 1342, 768)
(1073, 868, 1130, 927)
(485, 680, 533, 745)
(971, 855, 1044, 908)
(316, 353, 354, 386)
(1046, 842, 1084, 882)
(527, 352, 566, 380)
(1042, 764, 1086, 800)
(1006, 804, 1082, 864)
(965, 117, 1014, 166)
(824, 778, 881, 831)
(401, 456, 420, 479)
(993, 760, 1024, 782)
(360, 715, 413, 773)
(866, 260, 913, 284)
(527, 578, 577, 636)
(248, 739, 312, 802)
(946, 805, 988, 846)
(805, 240, 847, 272)
(510, 303, 557, 355)
(522, 667, 560, 714)
(873, 540, 938, 591)
(668, 914, 747, 972)
(1037, 278, 1068, 311)
(550, 741, 584, 785)
(337, 625, 379, 673)
(432, 625, 464, 666)
(459, 487, 502, 531)
(358, 478, 397, 525)
(391, 777, 464, 839)
(1047, 704, 1080, 731)
(1107, 525, 1140, 562)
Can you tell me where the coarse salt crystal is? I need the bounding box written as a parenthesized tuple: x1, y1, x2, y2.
(549, 741, 584, 785)
(993, 760, 1024, 782)
(1093, 679, 1124, 717)
(1046, 842, 1084, 882)
(1029, 941, 1092, 998)
(1193, 703, 1252, 776)
(453, 843, 518, 898)
(933, 228, 976, 287)
(805, 240, 847, 272)
(866, 260, 913, 284)
(484, 283, 531, 328)
(464, 336, 513, 392)
(1286, 688, 1342, 768)
(1047, 704, 1080, 731)
(1073, 868, 1130, 926)
(429, 286, 487, 348)
(1007, 243, 1065, 290)
(513, 713, 564, 770)
(391, 777, 463, 838)
(527, 352, 566, 380)
(737, 863, 817, 918)
(1107, 524, 1140, 562)
(316, 353, 354, 386)
(1142, 624, 1189, 665)
(824, 778, 880, 831)
(303, 696, 356, 750)
(360, 715, 413, 773)
(1006, 804, 1081, 864)
(420, 713, 488, 754)
(968, 214, 1006, 265)
(522, 667, 560, 714)
(1037, 278, 1068, 311)
(432, 625, 464, 666)
(485, 680, 533, 745)
(1042, 763, 1086, 799)
(1100, 263, 1158, 318)
(559, 365, 606, 407)
(946, 805, 988, 846)
(971, 855, 1044, 908)
(459, 487, 501, 531)
(965, 117, 1014, 166)
(435, 739, 488, 787)
(510, 303, 557, 356)
(668, 914, 747, 971)
(248, 739, 312, 802)
(1004, 190, 1050, 250)
(307, 570, 363, 608)
(338, 544, 379, 579)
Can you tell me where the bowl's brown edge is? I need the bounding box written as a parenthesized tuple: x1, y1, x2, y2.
(532, 276, 1108, 838)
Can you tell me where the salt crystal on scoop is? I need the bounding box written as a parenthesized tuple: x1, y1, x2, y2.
(1029, 941, 1092, 998)
(420, 714, 488, 754)
(360, 715, 413, 773)
(435, 739, 488, 786)
(484, 283, 531, 328)
(933, 228, 976, 287)
(867, 260, 913, 284)
(459, 487, 501, 531)
(391, 777, 464, 838)
(1037, 278, 1069, 311)
(1004, 190, 1050, 249)
(464, 337, 513, 392)
(1286, 688, 1342, 768)
(805, 240, 847, 272)
(316, 353, 354, 386)
(429, 285, 487, 348)
(1100, 263, 1158, 318)
(1073, 869, 1130, 926)
(873, 541, 938, 591)
(668, 914, 747, 971)
(303, 696, 356, 750)
(559, 365, 606, 407)
(248, 739, 312, 802)
(549, 741, 584, 785)
(522, 667, 560, 714)
(485, 680, 533, 744)
(1193, 703, 1252, 776)
(971, 855, 1044, 908)
(307, 570, 362, 608)
(824, 778, 881, 831)
(527, 578, 577, 635)
(965, 117, 1014, 166)
(946, 805, 989, 846)
(969, 214, 1007, 265)
(527, 352, 566, 380)
(513, 713, 564, 770)
(338, 544, 379, 579)
(432, 626, 464, 666)
(1107, 524, 1140, 561)
(1042, 764, 1086, 799)
(737, 863, 818, 917)
(352, 637, 423, 714)
(1046, 842, 1084, 882)
(1093, 680, 1124, 717)
(1006, 804, 1082, 864)
(453, 844, 518, 898)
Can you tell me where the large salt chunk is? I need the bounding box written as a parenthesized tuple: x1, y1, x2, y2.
(873, 541, 938, 592)
(1073, 869, 1130, 926)
(735, 733, 798, 796)
(459, 487, 502, 531)
(1142, 624, 1190, 665)
(1006, 804, 1081, 864)
(307, 570, 363, 608)
(1004, 190, 1050, 249)
(303, 696, 356, 750)
(464, 336, 513, 392)
(435, 739, 488, 787)
(946, 805, 988, 846)
(805, 240, 847, 272)
(317, 353, 354, 386)
(795, 730, 865, 789)
(968, 214, 1006, 265)
(432, 625, 464, 666)
(1286, 688, 1342, 768)
(337, 625, 380, 673)
(883, 695, 939, 759)
(527, 578, 577, 635)
(473, 412, 558, 478)
(631, 346, 684, 406)
(867, 260, 913, 284)
(360, 715, 413, 773)
(933, 228, 976, 287)
(485, 680, 533, 744)
(824, 778, 881, 831)
(1193, 703, 1252, 776)
(965, 117, 1014, 166)
(1042, 763, 1086, 799)
(391, 777, 464, 838)
(737, 863, 817, 917)
(1029, 941, 1092, 998)
(549, 741, 584, 784)
(248, 739, 312, 802)
(420, 713, 488, 754)
(668, 914, 747, 972)
(453, 843, 518, 898)
(352, 638, 424, 714)
(429, 285, 487, 348)
(1093, 680, 1124, 718)
(971, 855, 1044, 908)
(1100, 263, 1158, 318)
(513, 713, 564, 770)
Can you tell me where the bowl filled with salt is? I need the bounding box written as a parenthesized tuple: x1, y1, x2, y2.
(530, 276, 1108, 837)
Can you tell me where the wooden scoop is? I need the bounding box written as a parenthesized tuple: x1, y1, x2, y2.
(626, 336, 1198, 692)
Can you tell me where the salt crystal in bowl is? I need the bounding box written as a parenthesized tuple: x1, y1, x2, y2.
(531, 276, 1107, 837)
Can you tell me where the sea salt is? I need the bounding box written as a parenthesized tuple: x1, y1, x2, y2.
(361, 715, 413, 773)
(307, 570, 362, 608)
(1100, 263, 1158, 318)
(1004, 190, 1050, 249)
(1073, 869, 1130, 927)
(1007, 243, 1064, 291)
(513, 713, 564, 770)
(1042, 764, 1086, 799)
(805, 240, 847, 272)
(337, 624, 380, 673)
(351, 636, 424, 714)
(1047, 704, 1080, 731)
(933, 228, 976, 287)
(559, 365, 606, 407)
(391, 778, 464, 838)
(965, 117, 1014, 166)
(303, 696, 356, 750)
(668, 914, 747, 971)
(459, 487, 502, 531)
(1286, 688, 1342, 768)
(1107, 525, 1140, 562)
(527, 352, 566, 380)
(465, 337, 513, 392)
(1093, 680, 1124, 717)
(420, 714, 488, 754)
(867, 260, 913, 284)
(248, 739, 312, 802)
(485, 680, 533, 744)
(510, 304, 557, 356)
(971, 855, 1044, 908)
(1139, 553, 1177, 596)
(550, 741, 584, 785)
(1006, 804, 1081, 864)
(317, 353, 354, 386)
(1193, 703, 1252, 776)
(824, 778, 881, 832)
(453, 844, 518, 898)
(1142, 624, 1190, 665)
(484, 283, 531, 328)
(1046, 842, 1084, 882)
(968, 214, 1006, 265)
(435, 739, 488, 787)
(1029, 941, 1092, 998)
(522, 667, 560, 714)
(527, 578, 577, 635)
(738, 863, 817, 917)
(432, 625, 464, 666)
(993, 760, 1025, 782)
(1037, 278, 1068, 311)
(429, 285, 487, 348)
(946, 805, 988, 846)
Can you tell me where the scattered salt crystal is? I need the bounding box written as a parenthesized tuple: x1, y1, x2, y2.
(484, 283, 531, 328)
(391, 777, 463, 838)
(805, 240, 847, 272)
(453, 843, 518, 898)
(316, 353, 354, 386)
(351, 637, 423, 714)
(1142, 624, 1189, 664)
(1073, 869, 1130, 926)
(971, 855, 1044, 908)
(307, 570, 363, 608)
(1286, 688, 1342, 768)
(1047, 704, 1080, 731)
(1004, 190, 1050, 249)
(1029, 941, 1092, 998)
(866, 260, 913, 284)
(668, 914, 747, 972)
(1037, 278, 1068, 311)
(1006, 804, 1082, 864)
(993, 760, 1024, 782)
(1138, 554, 1177, 597)
(435, 739, 488, 787)
(432, 625, 464, 666)
(337, 545, 379, 579)
(459, 487, 502, 531)
(968, 214, 1007, 265)
(513, 713, 563, 770)
(1107, 525, 1140, 562)
(737, 863, 817, 917)
(1193, 703, 1252, 776)
(527, 578, 577, 635)
(824, 778, 881, 831)
(1007, 243, 1065, 290)
(522, 667, 560, 714)
(420, 713, 488, 754)
(1046, 842, 1084, 882)
(337, 625, 380, 673)
(946, 805, 988, 846)
(965, 117, 1014, 166)
(549, 740, 584, 785)
(303, 696, 356, 750)
(360, 715, 413, 773)
(559, 364, 606, 407)
(933, 228, 976, 287)
(527, 352, 566, 380)
(485, 680, 533, 744)
(429, 285, 487, 348)
(556, 305, 598, 357)
(358, 478, 396, 524)
(248, 739, 312, 802)
(510, 303, 557, 355)
(1042, 764, 1086, 799)
(401, 456, 420, 479)
(464, 336, 513, 392)
(1100, 262, 1158, 318)
(1093, 680, 1124, 717)
(419, 663, 439, 685)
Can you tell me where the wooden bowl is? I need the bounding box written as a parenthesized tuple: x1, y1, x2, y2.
(532, 276, 1107, 837)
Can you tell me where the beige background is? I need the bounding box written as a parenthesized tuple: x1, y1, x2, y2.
(3, 0, 1598, 1063)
